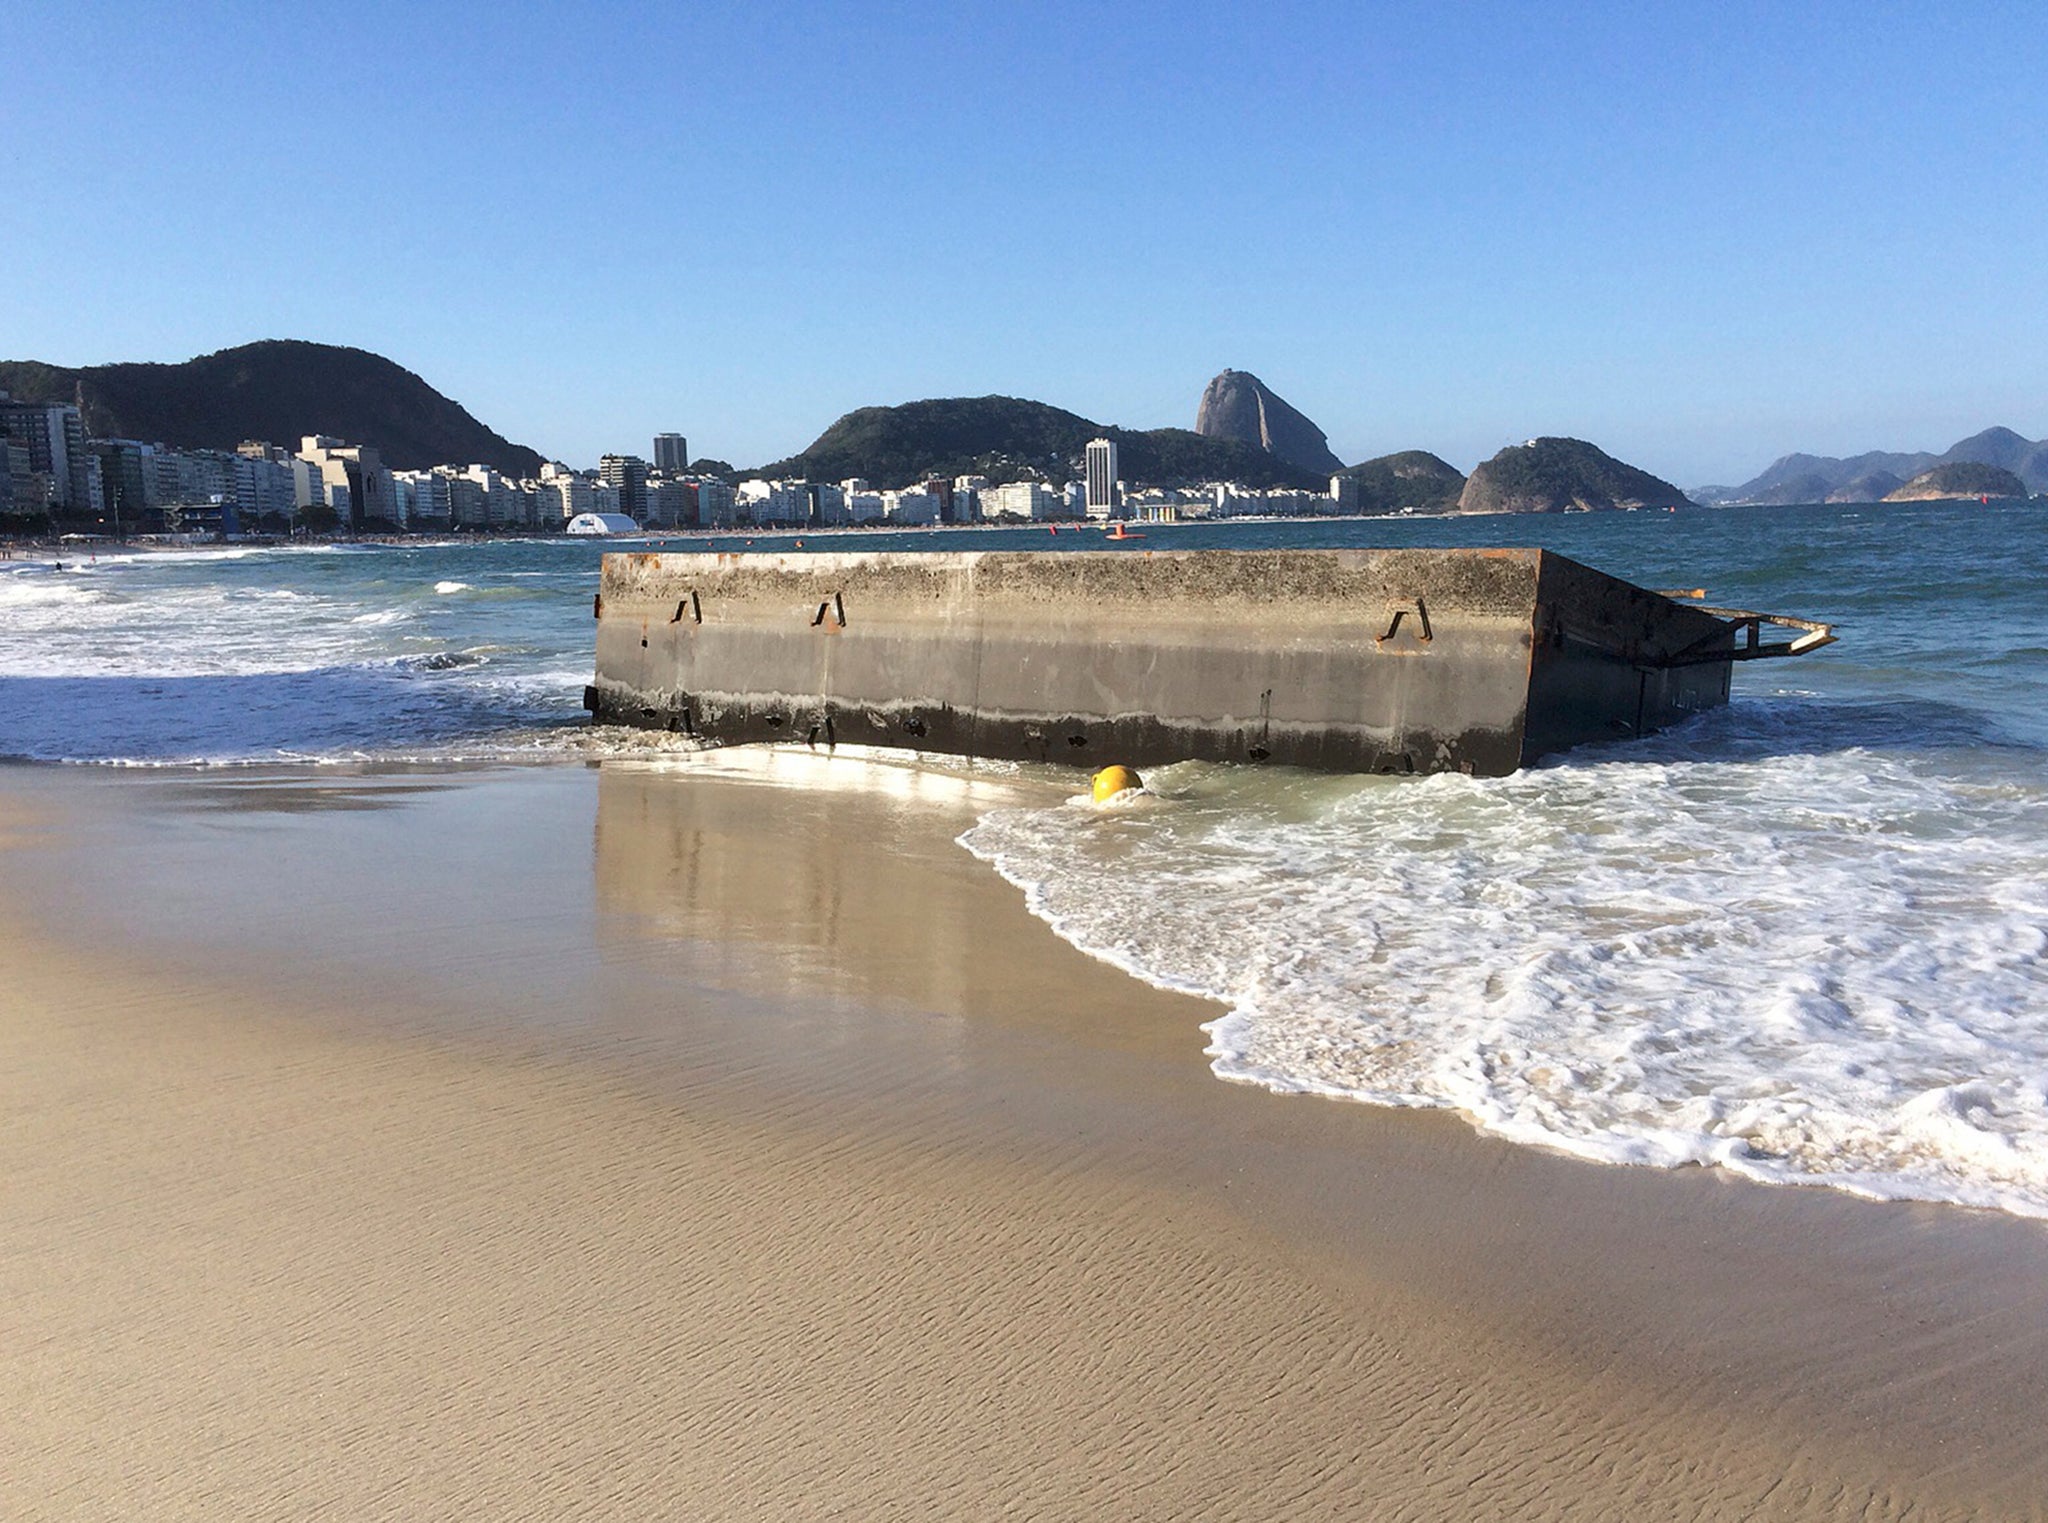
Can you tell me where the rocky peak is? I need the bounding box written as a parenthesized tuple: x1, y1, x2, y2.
(1194, 370, 1343, 476)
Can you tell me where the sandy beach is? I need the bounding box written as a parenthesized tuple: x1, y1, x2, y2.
(4, 754, 2045, 1521)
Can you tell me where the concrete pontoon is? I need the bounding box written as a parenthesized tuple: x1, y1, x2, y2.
(585, 548, 1834, 777)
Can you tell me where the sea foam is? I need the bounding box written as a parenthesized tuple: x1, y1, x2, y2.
(960, 704, 2048, 1218)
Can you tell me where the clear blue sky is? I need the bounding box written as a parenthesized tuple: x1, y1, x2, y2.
(5, 0, 2044, 484)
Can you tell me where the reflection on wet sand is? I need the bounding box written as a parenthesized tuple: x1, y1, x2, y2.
(591, 753, 1061, 1083)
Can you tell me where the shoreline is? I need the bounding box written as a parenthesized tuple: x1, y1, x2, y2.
(5, 756, 2046, 1519)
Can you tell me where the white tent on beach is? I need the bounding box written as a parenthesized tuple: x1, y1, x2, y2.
(565, 512, 641, 536)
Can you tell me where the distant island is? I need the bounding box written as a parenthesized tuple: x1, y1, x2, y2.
(1458, 438, 1689, 515)
(1883, 463, 2028, 502)
(1696, 426, 2048, 505)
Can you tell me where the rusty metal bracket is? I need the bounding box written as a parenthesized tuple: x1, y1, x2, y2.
(669, 591, 702, 625)
(1377, 599, 1432, 646)
(1651, 597, 1837, 667)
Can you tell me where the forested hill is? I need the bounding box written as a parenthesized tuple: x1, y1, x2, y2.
(755, 395, 1330, 491)
(1333, 450, 1466, 514)
(0, 340, 543, 476)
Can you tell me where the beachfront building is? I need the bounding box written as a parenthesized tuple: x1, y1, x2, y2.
(0, 397, 92, 511)
(297, 436, 397, 528)
(222, 442, 302, 527)
(919, 478, 959, 524)
(733, 479, 773, 523)
(293, 456, 346, 521)
(461, 465, 523, 529)
(440, 471, 483, 528)
(1084, 438, 1120, 519)
(693, 477, 737, 526)
(539, 469, 595, 523)
(803, 481, 847, 525)
(644, 478, 692, 527)
(1127, 487, 1214, 523)
(980, 480, 1062, 521)
(93, 440, 156, 524)
(599, 455, 650, 523)
(733, 478, 835, 525)
(393, 470, 456, 530)
(80, 452, 106, 519)
(653, 433, 689, 475)
(952, 475, 989, 523)
(1266, 489, 1328, 517)
(218, 450, 297, 526)
(1211, 483, 1263, 518)
(883, 487, 941, 525)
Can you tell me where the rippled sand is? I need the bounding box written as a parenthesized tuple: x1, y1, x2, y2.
(3, 758, 2044, 1521)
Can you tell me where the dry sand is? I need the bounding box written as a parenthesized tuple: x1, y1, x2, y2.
(3, 756, 2045, 1521)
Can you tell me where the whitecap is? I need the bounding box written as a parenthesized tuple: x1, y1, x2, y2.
(960, 714, 2048, 1219)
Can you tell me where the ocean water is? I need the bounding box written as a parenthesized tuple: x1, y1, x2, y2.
(5, 504, 2045, 1217)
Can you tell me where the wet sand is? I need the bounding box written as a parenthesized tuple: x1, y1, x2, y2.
(4, 755, 2045, 1521)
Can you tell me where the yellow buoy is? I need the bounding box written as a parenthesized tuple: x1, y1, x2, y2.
(1092, 765, 1143, 802)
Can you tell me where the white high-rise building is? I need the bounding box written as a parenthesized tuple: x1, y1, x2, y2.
(463, 465, 525, 527)
(545, 472, 595, 522)
(980, 480, 1061, 521)
(645, 478, 692, 527)
(394, 470, 454, 528)
(883, 488, 940, 525)
(1084, 438, 1119, 518)
(296, 436, 395, 528)
(694, 478, 737, 526)
(0, 399, 87, 509)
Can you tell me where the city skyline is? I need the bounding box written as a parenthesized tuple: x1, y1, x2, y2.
(6, 2, 2045, 486)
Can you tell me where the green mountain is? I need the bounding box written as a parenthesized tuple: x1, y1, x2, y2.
(0, 340, 542, 475)
(755, 395, 1329, 491)
(1883, 462, 2028, 501)
(1334, 450, 1466, 514)
(1458, 437, 1688, 515)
